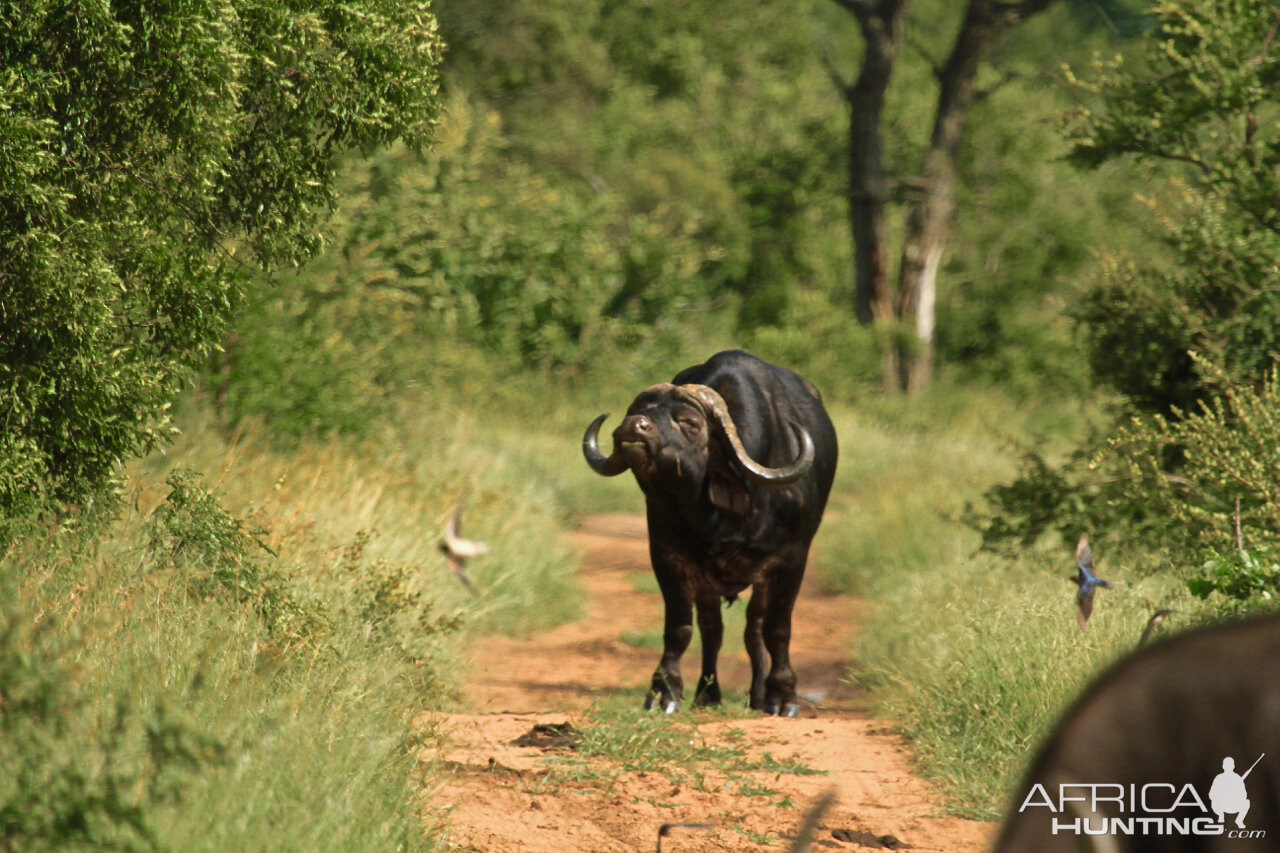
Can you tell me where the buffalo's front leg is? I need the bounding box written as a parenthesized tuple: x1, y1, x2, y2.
(745, 581, 769, 711)
(693, 591, 724, 707)
(646, 557, 693, 713)
(760, 553, 806, 717)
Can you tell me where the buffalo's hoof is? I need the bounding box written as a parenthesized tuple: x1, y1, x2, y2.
(692, 684, 722, 708)
(762, 701, 801, 718)
(644, 693, 679, 714)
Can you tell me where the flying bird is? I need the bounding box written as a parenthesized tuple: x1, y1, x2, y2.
(1074, 533, 1112, 629)
(440, 501, 488, 595)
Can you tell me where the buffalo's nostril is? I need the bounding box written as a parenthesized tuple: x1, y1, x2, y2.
(617, 414, 653, 440)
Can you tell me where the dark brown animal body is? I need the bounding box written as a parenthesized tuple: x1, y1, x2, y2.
(994, 615, 1280, 852)
(583, 350, 838, 716)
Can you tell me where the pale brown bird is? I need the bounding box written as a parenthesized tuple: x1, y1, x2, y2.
(440, 502, 488, 595)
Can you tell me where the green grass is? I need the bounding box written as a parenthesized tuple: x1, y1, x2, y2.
(855, 545, 1196, 817)
(620, 629, 664, 649)
(528, 697, 824, 803)
(156, 399, 586, 640)
(817, 385, 1197, 819)
(1, 392, 586, 851)
(2, 528, 441, 852)
(813, 387, 1084, 596)
(2, 363, 1216, 846)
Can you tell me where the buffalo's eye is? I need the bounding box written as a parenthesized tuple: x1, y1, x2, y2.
(674, 415, 703, 435)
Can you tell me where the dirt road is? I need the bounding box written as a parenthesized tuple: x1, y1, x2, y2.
(423, 514, 993, 852)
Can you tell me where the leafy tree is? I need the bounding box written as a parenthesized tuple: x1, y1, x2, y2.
(436, 0, 852, 327)
(832, 0, 1062, 393)
(1102, 358, 1280, 558)
(427, 0, 1128, 398)
(1066, 0, 1280, 415)
(977, 1, 1280, 579)
(216, 0, 1143, 438)
(0, 0, 442, 522)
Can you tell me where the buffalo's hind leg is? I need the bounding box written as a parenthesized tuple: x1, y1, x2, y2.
(761, 553, 806, 717)
(693, 592, 724, 707)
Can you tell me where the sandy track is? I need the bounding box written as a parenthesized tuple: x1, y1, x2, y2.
(422, 513, 993, 852)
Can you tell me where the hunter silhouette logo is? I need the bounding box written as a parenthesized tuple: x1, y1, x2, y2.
(1016, 753, 1268, 840)
(1210, 754, 1264, 829)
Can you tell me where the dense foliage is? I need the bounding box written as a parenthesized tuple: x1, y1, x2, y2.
(0, 0, 442, 521)
(216, 0, 1153, 440)
(979, 0, 1280, 609)
(1066, 0, 1280, 415)
(9, 0, 1279, 832)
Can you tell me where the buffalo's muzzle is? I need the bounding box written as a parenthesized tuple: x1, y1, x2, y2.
(613, 414, 656, 464)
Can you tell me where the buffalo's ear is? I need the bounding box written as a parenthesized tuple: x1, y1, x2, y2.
(708, 470, 750, 515)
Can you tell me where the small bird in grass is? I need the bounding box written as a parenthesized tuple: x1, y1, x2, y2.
(1074, 533, 1112, 629)
(440, 501, 488, 595)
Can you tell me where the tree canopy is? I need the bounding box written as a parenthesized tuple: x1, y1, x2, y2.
(1067, 0, 1280, 415)
(980, 1, 1280, 597)
(0, 0, 442, 520)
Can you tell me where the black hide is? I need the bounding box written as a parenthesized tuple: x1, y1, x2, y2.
(994, 615, 1280, 853)
(584, 350, 838, 715)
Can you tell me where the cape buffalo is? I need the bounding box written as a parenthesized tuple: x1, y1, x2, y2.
(994, 615, 1280, 852)
(582, 350, 838, 716)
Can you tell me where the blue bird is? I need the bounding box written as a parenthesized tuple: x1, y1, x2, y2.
(1074, 533, 1112, 629)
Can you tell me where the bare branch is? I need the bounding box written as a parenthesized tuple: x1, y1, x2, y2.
(787, 790, 837, 853)
(995, 0, 1057, 24)
(1261, 7, 1280, 56)
(1090, 1, 1121, 36)
(820, 53, 855, 101)
(974, 70, 1023, 104)
(829, 0, 875, 22)
(904, 31, 943, 80)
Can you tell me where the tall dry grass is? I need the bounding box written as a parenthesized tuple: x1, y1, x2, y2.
(1, 392, 583, 851)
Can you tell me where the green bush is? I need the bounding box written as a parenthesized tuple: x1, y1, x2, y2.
(1101, 359, 1280, 556)
(216, 92, 747, 439)
(145, 469, 329, 644)
(1188, 547, 1280, 614)
(0, 0, 442, 520)
(1065, 0, 1280, 415)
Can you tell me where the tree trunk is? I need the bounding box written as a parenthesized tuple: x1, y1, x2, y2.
(893, 0, 1056, 394)
(837, 0, 910, 391)
(835, 0, 1057, 393)
(894, 164, 949, 393)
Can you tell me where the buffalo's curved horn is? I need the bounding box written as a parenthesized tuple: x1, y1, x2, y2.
(680, 384, 815, 485)
(582, 413, 630, 476)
